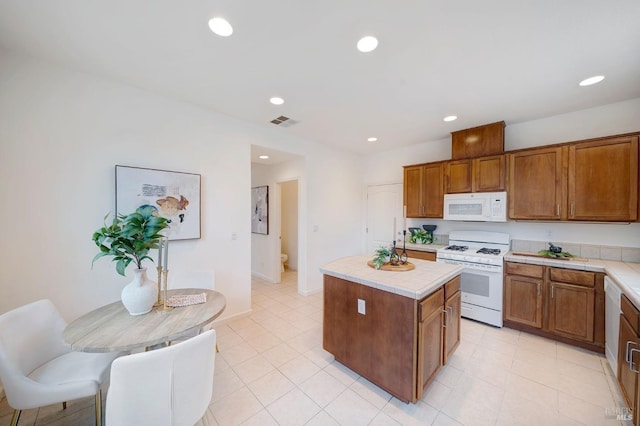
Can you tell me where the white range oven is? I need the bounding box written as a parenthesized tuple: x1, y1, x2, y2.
(436, 230, 510, 327)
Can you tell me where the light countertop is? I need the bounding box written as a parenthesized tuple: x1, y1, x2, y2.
(320, 255, 462, 300)
(403, 243, 446, 252)
(505, 252, 640, 309)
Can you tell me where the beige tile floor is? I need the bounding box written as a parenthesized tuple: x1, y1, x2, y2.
(0, 270, 631, 425)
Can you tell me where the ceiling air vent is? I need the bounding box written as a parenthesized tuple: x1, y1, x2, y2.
(270, 115, 298, 128)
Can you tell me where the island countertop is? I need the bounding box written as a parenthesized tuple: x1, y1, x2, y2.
(320, 255, 463, 300)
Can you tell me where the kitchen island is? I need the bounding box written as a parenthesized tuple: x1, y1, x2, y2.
(320, 255, 462, 403)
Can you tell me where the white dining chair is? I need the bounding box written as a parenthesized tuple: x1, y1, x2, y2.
(0, 299, 122, 426)
(105, 329, 217, 426)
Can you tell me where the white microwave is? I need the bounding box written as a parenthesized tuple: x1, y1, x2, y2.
(443, 192, 507, 222)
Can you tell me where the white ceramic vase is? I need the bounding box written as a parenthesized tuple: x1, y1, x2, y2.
(121, 267, 158, 315)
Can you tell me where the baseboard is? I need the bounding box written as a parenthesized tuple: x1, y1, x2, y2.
(210, 309, 252, 327)
(251, 271, 276, 283)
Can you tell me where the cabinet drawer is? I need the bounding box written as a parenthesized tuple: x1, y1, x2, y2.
(419, 288, 444, 322)
(406, 249, 436, 262)
(444, 276, 461, 299)
(549, 268, 595, 287)
(621, 294, 640, 335)
(505, 262, 544, 279)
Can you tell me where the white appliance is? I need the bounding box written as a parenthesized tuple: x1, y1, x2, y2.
(436, 230, 510, 327)
(443, 191, 507, 222)
(605, 276, 622, 375)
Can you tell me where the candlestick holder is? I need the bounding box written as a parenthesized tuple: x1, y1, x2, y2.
(162, 270, 173, 311)
(389, 240, 400, 265)
(399, 230, 408, 264)
(154, 265, 163, 306)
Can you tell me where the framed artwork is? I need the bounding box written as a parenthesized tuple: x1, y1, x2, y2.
(115, 165, 201, 240)
(251, 185, 269, 235)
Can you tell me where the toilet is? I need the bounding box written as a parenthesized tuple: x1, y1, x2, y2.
(280, 253, 288, 272)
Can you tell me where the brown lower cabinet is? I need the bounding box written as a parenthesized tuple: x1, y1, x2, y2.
(504, 261, 604, 352)
(618, 294, 640, 425)
(405, 249, 436, 262)
(323, 274, 460, 403)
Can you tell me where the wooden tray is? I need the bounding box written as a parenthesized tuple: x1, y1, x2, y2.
(367, 260, 415, 271)
(510, 252, 588, 262)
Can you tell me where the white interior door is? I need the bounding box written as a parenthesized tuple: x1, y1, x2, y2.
(366, 184, 403, 254)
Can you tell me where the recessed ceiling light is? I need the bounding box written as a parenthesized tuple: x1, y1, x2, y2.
(579, 75, 605, 86)
(208, 17, 233, 37)
(259, 155, 269, 160)
(270, 97, 284, 105)
(367, 137, 378, 142)
(443, 115, 458, 122)
(357, 36, 378, 53)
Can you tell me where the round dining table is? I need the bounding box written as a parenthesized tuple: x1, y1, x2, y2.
(63, 288, 226, 353)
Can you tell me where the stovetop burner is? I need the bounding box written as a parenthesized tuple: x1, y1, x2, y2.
(477, 248, 502, 255)
(445, 245, 468, 252)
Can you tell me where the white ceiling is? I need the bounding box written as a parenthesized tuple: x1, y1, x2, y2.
(1, 1, 639, 155)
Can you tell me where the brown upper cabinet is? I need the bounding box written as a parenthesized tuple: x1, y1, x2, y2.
(568, 136, 638, 221)
(508, 146, 566, 220)
(445, 154, 506, 193)
(451, 121, 505, 160)
(508, 135, 639, 222)
(404, 162, 444, 218)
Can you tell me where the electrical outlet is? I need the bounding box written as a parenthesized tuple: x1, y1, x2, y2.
(357, 299, 366, 315)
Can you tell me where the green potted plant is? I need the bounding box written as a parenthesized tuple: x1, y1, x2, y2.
(409, 229, 432, 244)
(371, 246, 391, 269)
(92, 206, 169, 315)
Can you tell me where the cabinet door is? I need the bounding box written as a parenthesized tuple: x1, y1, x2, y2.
(404, 166, 424, 218)
(504, 275, 543, 328)
(548, 282, 595, 342)
(618, 315, 639, 415)
(417, 288, 444, 399)
(473, 155, 506, 192)
(508, 146, 566, 220)
(423, 163, 444, 218)
(445, 160, 472, 194)
(443, 291, 461, 364)
(568, 136, 638, 221)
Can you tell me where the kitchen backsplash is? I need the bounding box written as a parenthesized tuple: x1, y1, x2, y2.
(511, 239, 640, 263)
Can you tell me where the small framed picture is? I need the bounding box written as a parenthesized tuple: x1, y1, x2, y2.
(251, 186, 269, 235)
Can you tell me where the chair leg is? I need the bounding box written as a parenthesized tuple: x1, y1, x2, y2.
(216, 343, 219, 353)
(10, 409, 21, 426)
(95, 389, 102, 426)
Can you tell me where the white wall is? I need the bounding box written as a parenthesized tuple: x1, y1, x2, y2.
(251, 153, 362, 294)
(281, 180, 299, 270)
(363, 98, 640, 247)
(0, 48, 363, 322)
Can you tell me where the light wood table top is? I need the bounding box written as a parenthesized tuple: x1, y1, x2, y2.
(63, 288, 226, 353)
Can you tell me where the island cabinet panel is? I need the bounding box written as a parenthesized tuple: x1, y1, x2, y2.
(417, 288, 444, 399)
(323, 275, 417, 402)
(443, 277, 461, 364)
(323, 273, 461, 403)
